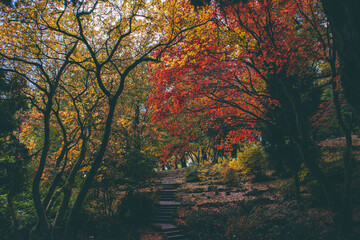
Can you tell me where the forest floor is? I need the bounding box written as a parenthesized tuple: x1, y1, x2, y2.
(141, 136, 360, 239)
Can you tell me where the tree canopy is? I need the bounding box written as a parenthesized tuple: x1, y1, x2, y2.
(0, 0, 359, 239)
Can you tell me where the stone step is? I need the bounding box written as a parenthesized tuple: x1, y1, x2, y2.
(158, 224, 178, 231)
(155, 213, 173, 217)
(158, 208, 176, 211)
(159, 202, 177, 205)
(153, 217, 173, 222)
(154, 213, 173, 217)
(154, 215, 172, 219)
(159, 201, 180, 206)
(157, 212, 175, 216)
(158, 207, 178, 210)
(157, 209, 175, 212)
(158, 207, 178, 212)
(157, 213, 175, 216)
(153, 217, 172, 222)
(162, 184, 180, 190)
(152, 219, 175, 224)
(159, 189, 177, 192)
(159, 205, 178, 210)
(167, 234, 186, 239)
(159, 193, 175, 196)
(165, 229, 182, 236)
(152, 183, 186, 239)
(158, 192, 175, 196)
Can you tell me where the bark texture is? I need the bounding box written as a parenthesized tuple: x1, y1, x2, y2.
(322, 0, 360, 122)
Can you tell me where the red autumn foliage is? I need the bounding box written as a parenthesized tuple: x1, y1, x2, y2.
(149, 0, 327, 163)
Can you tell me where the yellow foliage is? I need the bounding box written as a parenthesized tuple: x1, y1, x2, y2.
(229, 143, 267, 176)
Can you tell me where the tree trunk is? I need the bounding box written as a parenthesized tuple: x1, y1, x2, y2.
(290, 96, 345, 233)
(181, 157, 187, 168)
(32, 103, 52, 239)
(278, 76, 346, 233)
(53, 136, 87, 236)
(43, 151, 67, 212)
(295, 138, 346, 229)
(332, 78, 353, 232)
(63, 99, 117, 240)
(322, 0, 360, 123)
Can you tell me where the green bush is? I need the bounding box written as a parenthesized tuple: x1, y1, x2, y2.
(229, 143, 268, 178)
(221, 167, 237, 186)
(185, 167, 200, 182)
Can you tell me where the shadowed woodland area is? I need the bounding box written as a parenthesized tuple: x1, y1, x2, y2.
(0, 0, 360, 239)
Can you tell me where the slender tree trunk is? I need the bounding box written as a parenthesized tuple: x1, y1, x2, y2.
(181, 157, 187, 168)
(63, 99, 117, 240)
(44, 174, 63, 212)
(212, 148, 218, 164)
(30, 41, 77, 239)
(32, 103, 52, 238)
(332, 78, 353, 232)
(45, 190, 61, 215)
(54, 137, 88, 234)
(43, 146, 68, 211)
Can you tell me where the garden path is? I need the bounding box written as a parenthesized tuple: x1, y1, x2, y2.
(152, 170, 188, 240)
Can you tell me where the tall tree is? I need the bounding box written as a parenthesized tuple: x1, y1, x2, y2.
(151, 0, 353, 233)
(1, 0, 211, 238)
(191, 0, 360, 123)
(0, 69, 30, 235)
(321, 0, 360, 122)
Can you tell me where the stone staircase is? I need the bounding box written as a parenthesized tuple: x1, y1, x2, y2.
(152, 183, 188, 240)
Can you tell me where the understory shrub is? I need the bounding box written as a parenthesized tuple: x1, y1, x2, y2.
(177, 200, 337, 240)
(119, 191, 157, 226)
(185, 167, 200, 182)
(229, 143, 268, 178)
(198, 160, 227, 181)
(79, 191, 157, 240)
(0, 191, 36, 240)
(221, 167, 237, 186)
